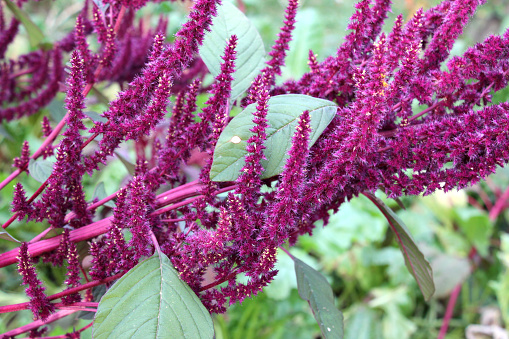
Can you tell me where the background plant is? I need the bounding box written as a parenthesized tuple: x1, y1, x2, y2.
(1, 0, 509, 338)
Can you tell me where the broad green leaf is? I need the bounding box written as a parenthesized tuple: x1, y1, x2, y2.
(363, 192, 435, 301)
(4, 0, 44, 48)
(430, 253, 470, 298)
(0, 230, 20, 243)
(48, 100, 66, 122)
(84, 111, 108, 123)
(93, 252, 214, 339)
(294, 257, 343, 339)
(210, 94, 336, 181)
(114, 152, 135, 175)
(28, 158, 54, 183)
(92, 182, 115, 208)
(453, 207, 492, 257)
(199, 2, 265, 101)
(344, 306, 382, 339)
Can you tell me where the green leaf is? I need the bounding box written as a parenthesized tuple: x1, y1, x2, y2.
(92, 182, 115, 208)
(294, 257, 343, 339)
(430, 253, 470, 299)
(4, 0, 44, 48)
(84, 111, 108, 123)
(199, 2, 265, 101)
(93, 252, 214, 339)
(210, 94, 336, 181)
(453, 207, 492, 257)
(28, 158, 54, 183)
(363, 192, 435, 301)
(0, 230, 20, 243)
(114, 152, 135, 176)
(344, 306, 382, 339)
(48, 99, 67, 122)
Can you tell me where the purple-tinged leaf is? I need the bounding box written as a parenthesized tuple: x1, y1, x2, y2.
(295, 257, 343, 339)
(0, 230, 20, 243)
(363, 192, 435, 301)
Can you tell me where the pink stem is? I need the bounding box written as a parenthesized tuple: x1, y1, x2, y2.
(0, 169, 22, 191)
(279, 246, 293, 258)
(0, 273, 123, 315)
(0, 216, 113, 268)
(489, 184, 509, 221)
(1, 310, 78, 338)
(437, 284, 461, 339)
(0, 184, 237, 268)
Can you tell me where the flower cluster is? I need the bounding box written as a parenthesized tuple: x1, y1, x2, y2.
(0, 47, 63, 121)
(17, 242, 55, 320)
(2, 0, 509, 335)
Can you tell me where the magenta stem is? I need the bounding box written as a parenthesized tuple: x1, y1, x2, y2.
(489, 184, 509, 221)
(437, 284, 461, 339)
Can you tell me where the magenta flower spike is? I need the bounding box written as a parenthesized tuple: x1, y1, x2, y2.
(17, 243, 55, 320)
(3, 0, 509, 335)
(235, 75, 269, 205)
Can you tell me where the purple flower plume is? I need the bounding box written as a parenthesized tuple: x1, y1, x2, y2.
(34, 50, 92, 229)
(421, 0, 485, 72)
(17, 243, 55, 320)
(0, 5, 19, 58)
(61, 230, 82, 304)
(264, 110, 311, 241)
(85, 0, 221, 174)
(6, 0, 509, 319)
(263, 0, 298, 87)
(209, 35, 238, 143)
(0, 47, 63, 121)
(235, 75, 269, 205)
(12, 183, 35, 221)
(13, 141, 30, 170)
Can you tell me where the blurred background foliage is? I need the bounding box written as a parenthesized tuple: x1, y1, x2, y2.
(1, 0, 509, 338)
